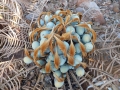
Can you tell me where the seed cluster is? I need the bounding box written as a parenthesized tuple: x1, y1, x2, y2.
(23, 9, 96, 88)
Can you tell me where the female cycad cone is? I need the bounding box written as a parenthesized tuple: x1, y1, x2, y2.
(24, 9, 96, 88)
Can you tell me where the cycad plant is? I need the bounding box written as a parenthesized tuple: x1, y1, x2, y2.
(24, 9, 97, 88)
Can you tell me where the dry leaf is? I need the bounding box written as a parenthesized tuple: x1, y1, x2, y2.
(34, 47, 39, 61)
(65, 15, 70, 25)
(66, 18, 80, 26)
(37, 12, 51, 27)
(75, 62, 87, 69)
(44, 29, 55, 39)
(77, 12, 82, 21)
(54, 73, 65, 82)
(54, 51, 60, 69)
(40, 35, 53, 55)
(49, 39, 54, 54)
(55, 33, 64, 40)
(89, 58, 94, 62)
(112, 84, 119, 90)
(54, 23, 63, 32)
(66, 9, 72, 15)
(33, 47, 44, 68)
(44, 34, 50, 39)
(87, 21, 93, 25)
(79, 41, 87, 57)
(59, 11, 68, 16)
(34, 33, 53, 58)
(62, 32, 71, 40)
(24, 48, 33, 60)
(45, 62, 51, 73)
(40, 40, 50, 55)
(57, 24, 63, 32)
(16, 0, 31, 8)
(67, 54, 74, 65)
(51, 15, 64, 24)
(33, 48, 44, 68)
(80, 62, 87, 68)
(72, 35, 87, 57)
(69, 39, 76, 57)
(54, 36, 67, 56)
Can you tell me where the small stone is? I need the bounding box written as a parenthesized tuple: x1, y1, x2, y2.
(76, 7, 84, 13)
(31, 79, 36, 85)
(26, 81, 31, 86)
(113, 3, 119, 13)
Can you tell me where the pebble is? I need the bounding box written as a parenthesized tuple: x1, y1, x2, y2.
(113, 3, 119, 13)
